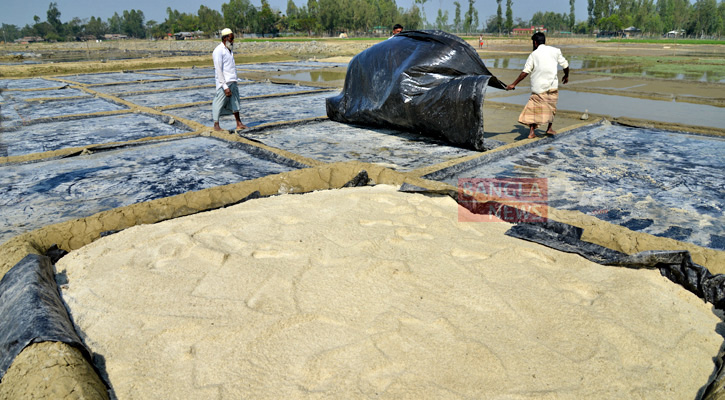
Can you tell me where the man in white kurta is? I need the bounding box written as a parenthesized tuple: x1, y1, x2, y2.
(212, 28, 247, 131)
(506, 32, 569, 139)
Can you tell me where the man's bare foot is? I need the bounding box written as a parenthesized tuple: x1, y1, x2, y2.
(545, 130, 557, 135)
(236, 124, 248, 130)
(528, 133, 537, 139)
(213, 123, 223, 131)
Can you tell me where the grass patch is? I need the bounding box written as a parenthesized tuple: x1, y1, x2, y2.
(0, 54, 301, 78)
(641, 61, 725, 76)
(601, 38, 725, 45)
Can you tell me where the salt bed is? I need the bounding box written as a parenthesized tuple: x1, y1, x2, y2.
(0, 97, 127, 127)
(427, 123, 725, 250)
(242, 120, 478, 171)
(0, 78, 62, 90)
(0, 113, 191, 157)
(167, 92, 329, 129)
(236, 61, 347, 72)
(91, 77, 215, 95)
(136, 68, 216, 79)
(121, 82, 324, 108)
(0, 137, 301, 245)
(58, 185, 723, 399)
(2, 87, 87, 100)
(61, 72, 176, 85)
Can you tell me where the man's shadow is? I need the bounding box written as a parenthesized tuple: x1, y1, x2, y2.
(483, 125, 532, 142)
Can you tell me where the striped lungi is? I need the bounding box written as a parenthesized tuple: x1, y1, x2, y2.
(518, 90, 558, 126)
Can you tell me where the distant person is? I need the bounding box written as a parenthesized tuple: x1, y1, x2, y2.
(506, 32, 569, 139)
(390, 24, 403, 38)
(479, 34, 484, 48)
(212, 28, 247, 131)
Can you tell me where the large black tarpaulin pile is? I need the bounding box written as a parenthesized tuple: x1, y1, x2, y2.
(326, 30, 506, 151)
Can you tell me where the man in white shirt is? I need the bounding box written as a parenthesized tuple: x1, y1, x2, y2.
(506, 32, 569, 139)
(212, 28, 247, 131)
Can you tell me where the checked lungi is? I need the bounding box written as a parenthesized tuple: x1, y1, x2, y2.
(212, 81, 241, 122)
(518, 89, 558, 126)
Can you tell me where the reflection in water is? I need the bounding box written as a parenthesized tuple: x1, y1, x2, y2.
(481, 56, 725, 82)
(273, 71, 347, 82)
(603, 67, 725, 82)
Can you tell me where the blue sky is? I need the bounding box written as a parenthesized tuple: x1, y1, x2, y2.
(1, 0, 588, 28)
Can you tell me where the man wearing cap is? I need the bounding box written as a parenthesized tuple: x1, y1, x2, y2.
(212, 28, 247, 131)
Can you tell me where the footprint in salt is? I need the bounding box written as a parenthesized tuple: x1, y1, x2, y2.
(450, 247, 491, 260)
(394, 227, 434, 241)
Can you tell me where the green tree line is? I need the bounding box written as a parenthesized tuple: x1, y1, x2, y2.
(584, 0, 725, 35)
(2, 0, 725, 43)
(1, 0, 422, 42)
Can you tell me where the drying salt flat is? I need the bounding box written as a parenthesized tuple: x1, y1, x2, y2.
(58, 185, 722, 399)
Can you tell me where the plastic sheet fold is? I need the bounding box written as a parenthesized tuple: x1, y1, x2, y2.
(327, 30, 506, 151)
(0, 254, 91, 381)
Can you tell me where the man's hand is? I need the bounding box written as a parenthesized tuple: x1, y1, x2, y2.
(224, 88, 231, 97)
(562, 75, 569, 84)
(507, 72, 528, 91)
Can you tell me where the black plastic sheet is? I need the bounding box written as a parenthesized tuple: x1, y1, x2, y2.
(326, 30, 506, 151)
(0, 254, 91, 381)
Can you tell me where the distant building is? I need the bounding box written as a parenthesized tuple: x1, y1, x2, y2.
(622, 26, 641, 38)
(174, 31, 205, 40)
(512, 26, 547, 36)
(14, 36, 44, 44)
(103, 34, 128, 40)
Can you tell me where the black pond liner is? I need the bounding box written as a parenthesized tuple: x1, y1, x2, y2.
(0, 136, 307, 245)
(236, 61, 347, 72)
(121, 82, 325, 108)
(134, 68, 216, 79)
(0, 78, 64, 90)
(0, 254, 91, 381)
(3, 86, 87, 100)
(241, 119, 478, 171)
(0, 112, 192, 157)
(327, 30, 506, 151)
(61, 72, 178, 85)
(423, 121, 725, 251)
(166, 91, 331, 130)
(1, 96, 129, 128)
(91, 77, 215, 95)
